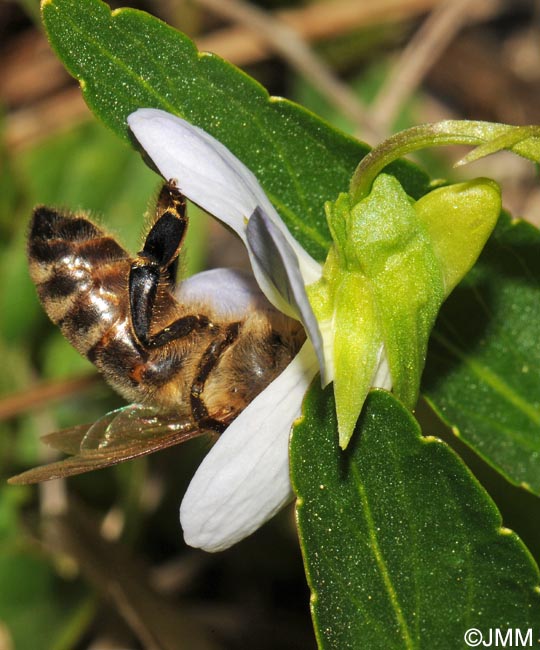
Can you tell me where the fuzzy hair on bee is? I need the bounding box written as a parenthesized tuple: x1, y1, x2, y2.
(10, 180, 305, 484)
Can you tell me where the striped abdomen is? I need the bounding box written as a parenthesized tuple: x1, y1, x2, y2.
(27, 205, 159, 406)
(28, 206, 133, 356)
(27, 206, 194, 407)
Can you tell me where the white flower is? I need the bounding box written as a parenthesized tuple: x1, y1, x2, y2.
(128, 109, 391, 552)
(128, 108, 328, 552)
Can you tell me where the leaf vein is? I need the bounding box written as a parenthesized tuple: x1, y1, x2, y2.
(351, 463, 416, 650)
(431, 331, 540, 427)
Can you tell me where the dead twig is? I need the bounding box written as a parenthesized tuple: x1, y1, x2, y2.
(5, 86, 90, 151)
(197, 0, 446, 66)
(370, 0, 500, 134)
(0, 373, 101, 421)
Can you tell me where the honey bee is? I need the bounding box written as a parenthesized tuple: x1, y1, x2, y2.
(9, 181, 305, 485)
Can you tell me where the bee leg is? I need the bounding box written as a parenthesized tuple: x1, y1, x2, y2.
(191, 323, 241, 433)
(150, 182, 187, 289)
(129, 182, 191, 347)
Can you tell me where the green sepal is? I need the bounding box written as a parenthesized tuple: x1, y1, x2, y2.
(310, 174, 501, 449)
(415, 178, 502, 294)
(332, 272, 383, 448)
(348, 174, 445, 410)
(309, 175, 446, 447)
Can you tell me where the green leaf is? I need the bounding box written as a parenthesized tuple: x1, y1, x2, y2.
(291, 387, 540, 649)
(423, 212, 540, 495)
(41, 0, 430, 262)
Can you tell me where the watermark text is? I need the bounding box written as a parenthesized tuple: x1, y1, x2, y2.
(464, 628, 535, 648)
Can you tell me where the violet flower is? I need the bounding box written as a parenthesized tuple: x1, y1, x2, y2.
(128, 108, 335, 551)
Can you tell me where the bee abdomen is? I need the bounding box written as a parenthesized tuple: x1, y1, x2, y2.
(28, 206, 131, 354)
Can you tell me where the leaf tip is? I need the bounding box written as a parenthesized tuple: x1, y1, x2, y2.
(520, 481, 533, 493)
(422, 434, 442, 445)
(499, 527, 514, 537)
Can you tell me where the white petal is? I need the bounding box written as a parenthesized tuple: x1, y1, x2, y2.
(129, 109, 266, 241)
(247, 208, 325, 377)
(372, 344, 392, 390)
(180, 341, 318, 552)
(127, 108, 321, 290)
(175, 268, 277, 320)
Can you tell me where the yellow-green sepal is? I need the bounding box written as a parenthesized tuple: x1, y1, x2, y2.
(415, 178, 501, 295)
(309, 175, 446, 448)
(307, 247, 383, 448)
(308, 199, 384, 449)
(308, 173, 501, 450)
(332, 272, 383, 448)
(346, 174, 445, 410)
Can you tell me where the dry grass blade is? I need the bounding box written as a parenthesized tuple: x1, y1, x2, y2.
(370, 0, 500, 133)
(197, 0, 446, 66)
(0, 373, 101, 421)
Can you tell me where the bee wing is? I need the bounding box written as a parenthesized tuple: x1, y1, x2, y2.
(41, 424, 98, 455)
(8, 406, 208, 485)
(78, 404, 194, 450)
(39, 405, 171, 454)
